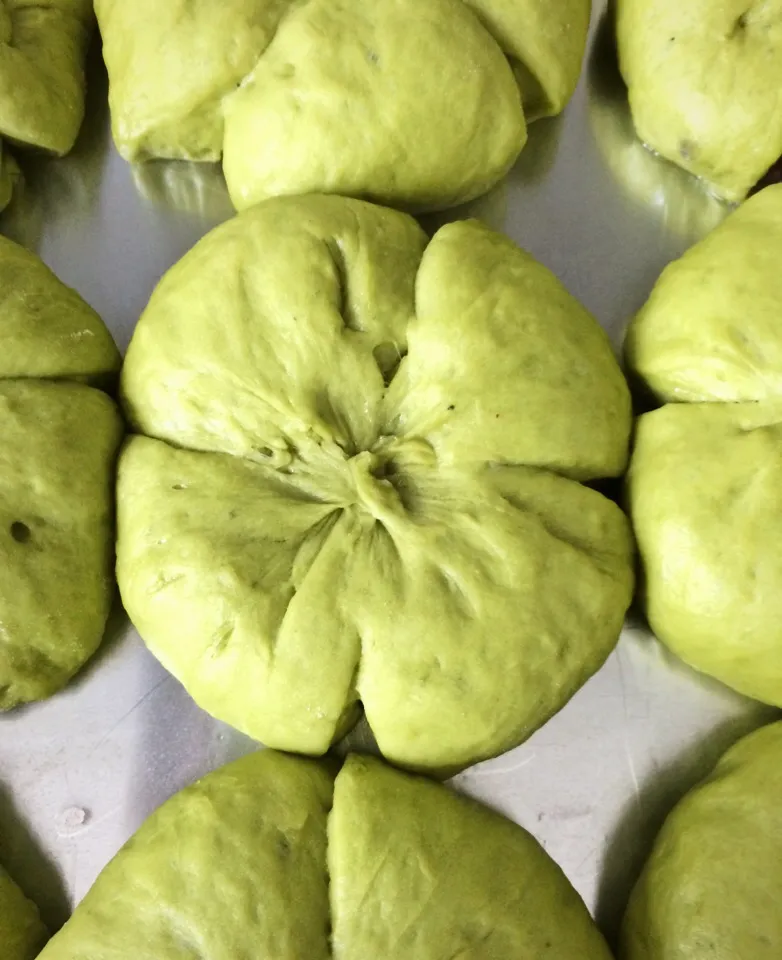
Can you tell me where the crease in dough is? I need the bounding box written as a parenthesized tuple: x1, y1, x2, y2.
(118, 193, 633, 773)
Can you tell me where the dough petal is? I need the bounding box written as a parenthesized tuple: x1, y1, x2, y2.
(622, 722, 782, 959)
(0, 0, 93, 155)
(38, 751, 334, 960)
(0, 235, 120, 381)
(222, 0, 525, 212)
(329, 754, 614, 959)
(626, 185, 782, 404)
(349, 460, 633, 771)
(386, 219, 631, 480)
(117, 436, 363, 754)
(0, 381, 123, 709)
(629, 401, 782, 705)
(121, 194, 424, 463)
(466, 0, 591, 119)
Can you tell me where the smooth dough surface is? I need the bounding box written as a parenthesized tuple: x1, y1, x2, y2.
(39, 750, 612, 960)
(0, 236, 123, 710)
(626, 185, 782, 705)
(38, 751, 334, 960)
(0, 862, 47, 960)
(628, 402, 782, 705)
(95, 0, 590, 211)
(330, 755, 614, 959)
(622, 721, 782, 959)
(118, 193, 633, 774)
(616, 0, 782, 201)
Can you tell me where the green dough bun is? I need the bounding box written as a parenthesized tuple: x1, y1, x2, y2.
(38, 750, 612, 959)
(94, 0, 591, 212)
(0, 236, 123, 710)
(0, 863, 47, 960)
(587, 19, 726, 241)
(622, 721, 782, 959)
(616, 0, 782, 202)
(626, 185, 782, 706)
(117, 193, 633, 774)
(0, 0, 94, 211)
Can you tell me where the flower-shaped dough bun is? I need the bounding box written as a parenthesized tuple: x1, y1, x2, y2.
(627, 185, 782, 706)
(0, 237, 123, 710)
(622, 722, 782, 960)
(616, 0, 782, 202)
(38, 751, 613, 960)
(95, 0, 591, 212)
(0, 0, 94, 210)
(118, 194, 633, 774)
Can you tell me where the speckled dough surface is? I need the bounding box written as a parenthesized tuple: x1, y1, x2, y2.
(117, 193, 634, 775)
(627, 185, 782, 706)
(0, 0, 94, 210)
(38, 750, 613, 960)
(95, 0, 591, 211)
(0, 236, 123, 710)
(622, 721, 782, 959)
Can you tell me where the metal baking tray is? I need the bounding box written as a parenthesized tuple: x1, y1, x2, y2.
(1, 1, 777, 948)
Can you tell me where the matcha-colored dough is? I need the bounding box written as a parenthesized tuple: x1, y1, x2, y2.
(0, 237, 123, 710)
(0, 862, 47, 960)
(39, 750, 611, 959)
(622, 721, 782, 959)
(627, 185, 782, 404)
(0, 0, 94, 211)
(626, 185, 782, 705)
(0, 236, 119, 381)
(465, 0, 591, 122)
(38, 751, 334, 960)
(118, 193, 633, 774)
(587, 20, 728, 241)
(616, 0, 782, 202)
(95, 0, 590, 212)
(330, 755, 613, 959)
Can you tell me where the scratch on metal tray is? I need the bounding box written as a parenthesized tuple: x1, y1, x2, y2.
(617, 648, 643, 811)
(468, 752, 537, 778)
(85, 674, 173, 758)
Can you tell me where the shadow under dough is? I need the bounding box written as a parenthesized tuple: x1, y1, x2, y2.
(0, 783, 68, 932)
(595, 706, 779, 950)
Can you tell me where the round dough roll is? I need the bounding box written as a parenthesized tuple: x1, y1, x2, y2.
(94, 0, 591, 212)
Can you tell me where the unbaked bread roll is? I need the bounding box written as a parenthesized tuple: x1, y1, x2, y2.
(117, 193, 633, 775)
(95, 0, 591, 212)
